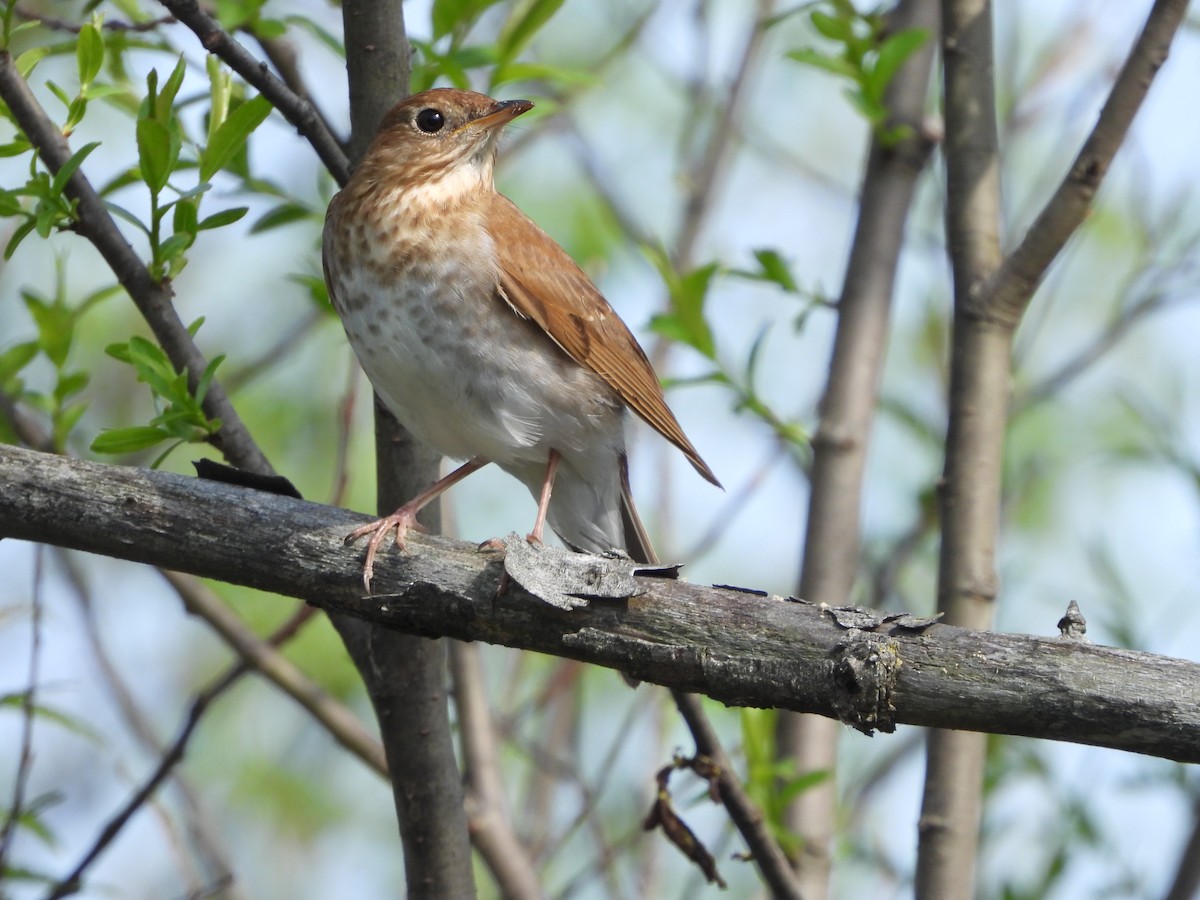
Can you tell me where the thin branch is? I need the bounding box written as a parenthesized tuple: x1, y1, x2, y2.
(44, 658, 249, 899)
(160, 571, 389, 777)
(671, 691, 804, 899)
(253, 30, 346, 159)
(1163, 793, 1200, 900)
(0, 52, 273, 475)
(157, 0, 351, 186)
(450, 644, 544, 900)
(3, 443, 1198, 763)
(919, 0, 1008, 893)
(0, 547, 44, 873)
(14, 5, 176, 33)
(979, 0, 1190, 326)
(1014, 285, 1193, 413)
(672, 0, 775, 269)
(58, 553, 245, 899)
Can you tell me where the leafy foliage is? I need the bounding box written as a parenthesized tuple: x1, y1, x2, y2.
(784, 0, 928, 144)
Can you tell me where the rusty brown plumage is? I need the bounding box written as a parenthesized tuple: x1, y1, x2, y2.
(487, 192, 720, 488)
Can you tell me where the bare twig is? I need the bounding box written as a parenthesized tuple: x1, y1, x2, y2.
(672, 0, 775, 269)
(44, 659, 249, 899)
(450, 643, 544, 900)
(253, 30, 345, 158)
(14, 5, 175, 33)
(0, 548, 44, 874)
(671, 691, 803, 899)
(58, 553, 244, 899)
(161, 571, 388, 777)
(980, 0, 1192, 327)
(1163, 793, 1200, 900)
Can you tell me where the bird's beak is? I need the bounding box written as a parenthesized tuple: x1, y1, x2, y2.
(469, 99, 534, 131)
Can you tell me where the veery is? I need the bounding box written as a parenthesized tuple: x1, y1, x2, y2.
(322, 88, 719, 590)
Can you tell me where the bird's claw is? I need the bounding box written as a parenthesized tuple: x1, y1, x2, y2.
(345, 507, 425, 593)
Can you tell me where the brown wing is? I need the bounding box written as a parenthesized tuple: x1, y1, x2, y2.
(488, 192, 719, 487)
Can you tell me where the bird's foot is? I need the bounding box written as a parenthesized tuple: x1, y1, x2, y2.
(345, 506, 427, 593)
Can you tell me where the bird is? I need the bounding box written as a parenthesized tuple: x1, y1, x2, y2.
(322, 88, 720, 590)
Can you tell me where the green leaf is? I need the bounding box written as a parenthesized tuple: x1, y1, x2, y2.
(251, 17, 287, 39)
(491, 60, 593, 90)
(431, 0, 493, 39)
(194, 354, 225, 404)
(0, 341, 39, 384)
(16, 46, 51, 78)
(76, 22, 105, 87)
(778, 769, 832, 806)
(197, 206, 248, 231)
(173, 197, 198, 236)
(158, 231, 194, 262)
(54, 401, 88, 446)
(282, 15, 345, 57)
(91, 425, 171, 454)
(870, 28, 928, 96)
(498, 0, 566, 63)
(5, 218, 36, 259)
(786, 48, 857, 80)
(104, 200, 152, 235)
(0, 189, 23, 215)
(23, 292, 71, 368)
(206, 55, 232, 144)
(155, 57, 187, 124)
(136, 118, 173, 193)
(0, 140, 32, 158)
(201, 95, 272, 182)
(54, 370, 89, 403)
(97, 167, 144, 197)
(288, 273, 331, 309)
(810, 9, 851, 41)
(249, 202, 313, 233)
(50, 141, 100, 198)
(45, 80, 72, 112)
(753, 248, 799, 293)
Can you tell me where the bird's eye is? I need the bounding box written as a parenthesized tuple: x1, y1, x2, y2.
(415, 108, 445, 134)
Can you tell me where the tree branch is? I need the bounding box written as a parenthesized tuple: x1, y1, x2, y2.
(2, 444, 1197, 765)
(160, 570, 388, 776)
(777, 0, 939, 892)
(921, 0, 1008, 893)
(980, 0, 1190, 326)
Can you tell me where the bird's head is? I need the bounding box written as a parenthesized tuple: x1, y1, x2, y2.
(359, 88, 533, 202)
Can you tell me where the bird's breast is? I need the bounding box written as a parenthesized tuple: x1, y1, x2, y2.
(323, 199, 623, 466)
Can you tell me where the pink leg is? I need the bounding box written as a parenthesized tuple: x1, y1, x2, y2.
(347, 456, 489, 592)
(526, 449, 561, 546)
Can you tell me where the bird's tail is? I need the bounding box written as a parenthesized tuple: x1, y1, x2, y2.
(619, 453, 658, 565)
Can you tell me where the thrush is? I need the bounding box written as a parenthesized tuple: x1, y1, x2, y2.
(322, 88, 720, 590)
